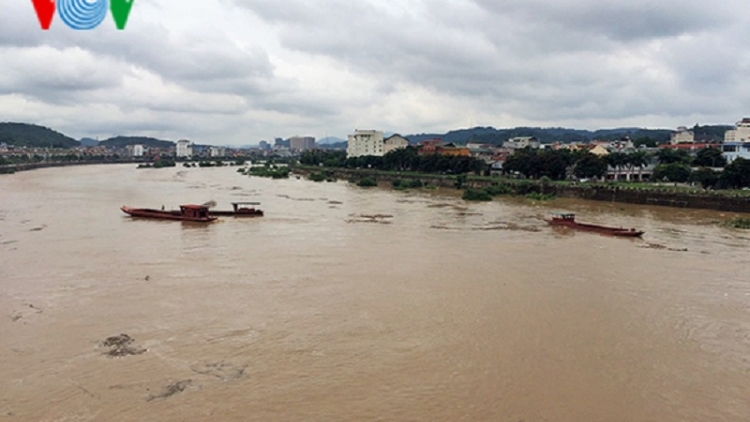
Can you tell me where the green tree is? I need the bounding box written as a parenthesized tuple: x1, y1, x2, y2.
(573, 153, 607, 179)
(502, 148, 536, 178)
(692, 147, 726, 168)
(690, 167, 720, 189)
(720, 158, 750, 188)
(633, 137, 657, 148)
(605, 152, 629, 179)
(653, 163, 692, 183)
(656, 148, 690, 165)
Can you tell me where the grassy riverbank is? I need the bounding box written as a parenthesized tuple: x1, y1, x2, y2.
(291, 165, 750, 212)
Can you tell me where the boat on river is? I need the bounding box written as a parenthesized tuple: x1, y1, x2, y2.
(120, 204, 217, 222)
(209, 202, 264, 217)
(546, 212, 644, 237)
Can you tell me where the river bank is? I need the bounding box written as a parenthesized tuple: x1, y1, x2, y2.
(291, 166, 750, 213)
(0, 160, 138, 174)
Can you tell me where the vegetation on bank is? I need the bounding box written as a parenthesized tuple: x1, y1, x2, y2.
(0, 153, 126, 166)
(307, 171, 337, 182)
(392, 179, 424, 190)
(356, 177, 378, 187)
(238, 163, 290, 179)
(461, 179, 556, 202)
(300, 148, 486, 175)
(503, 147, 750, 190)
(723, 218, 750, 229)
(138, 159, 176, 169)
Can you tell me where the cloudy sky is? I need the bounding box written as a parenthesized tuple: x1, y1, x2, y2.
(1, 0, 750, 146)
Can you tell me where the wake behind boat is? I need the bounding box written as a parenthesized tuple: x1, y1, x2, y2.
(120, 204, 217, 222)
(546, 212, 644, 237)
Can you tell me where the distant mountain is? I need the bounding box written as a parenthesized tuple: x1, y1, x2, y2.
(0, 122, 80, 148)
(318, 136, 346, 145)
(404, 126, 675, 145)
(318, 141, 347, 150)
(99, 136, 174, 149)
(79, 137, 99, 147)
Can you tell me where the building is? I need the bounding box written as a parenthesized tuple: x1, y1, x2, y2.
(176, 140, 193, 158)
(504, 136, 540, 150)
(659, 143, 718, 152)
(671, 126, 695, 144)
(346, 130, 384, 158)
(126, 144, 144, 157)
(383, 135, 409, 154)
(210, 146, 226, 157)
(722, 142, 750, 163)
(417, 139, 470, 156)
(259, 141, 270, 151)
(724, 118, 750, 143)
(588, 144, 610, 156)
(437, 143, 471, 156)
(418, 139, 445, 155)
(289, 136, 316, 152)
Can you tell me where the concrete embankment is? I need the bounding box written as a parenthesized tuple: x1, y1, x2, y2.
(293, 167, 750, 213)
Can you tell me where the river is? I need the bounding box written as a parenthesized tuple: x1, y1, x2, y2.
(1, 164, 749, 421)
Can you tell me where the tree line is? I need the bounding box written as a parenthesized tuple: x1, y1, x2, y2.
(504, 147, 750, 189)
(299, 147, 486, 175)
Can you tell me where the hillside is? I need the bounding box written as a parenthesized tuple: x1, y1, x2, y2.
(404, 126, 675, 145)
(99, 136, 174, 149)
(0, 123, 80, 148)
(79, 138, 99, 147)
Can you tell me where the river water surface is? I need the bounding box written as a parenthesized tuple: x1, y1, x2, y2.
(1, 164, 749, 421)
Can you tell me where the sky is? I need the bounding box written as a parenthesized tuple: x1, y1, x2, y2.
(1, 0, 750, 146)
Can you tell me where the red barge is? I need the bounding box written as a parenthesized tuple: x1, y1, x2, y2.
(120, 204, 217, 223)
(546, 212, 644, 237)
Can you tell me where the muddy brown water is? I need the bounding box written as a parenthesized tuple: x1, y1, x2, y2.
(1, 164, 749, 421)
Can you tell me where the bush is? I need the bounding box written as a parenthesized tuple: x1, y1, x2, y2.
(357, 177, 378, 187)
(485, 184, 513, 196)
(249, 165, 290, 179)
(513, 181, 538, 195)
(405, 179, 424, 188)
(308, 172, 327, 182)
(723, 218, 750, 229)
(462, 188, 493, 201)
(525, 192, 556, 201)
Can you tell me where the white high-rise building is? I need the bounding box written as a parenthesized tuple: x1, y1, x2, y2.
(127, 144, 145, 157)
(176, 140, 193, 158)
(347, 130, 384, 158)
(210, 146, 226, 157)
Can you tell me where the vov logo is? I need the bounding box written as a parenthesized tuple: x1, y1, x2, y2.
(31, 0, 134, 30)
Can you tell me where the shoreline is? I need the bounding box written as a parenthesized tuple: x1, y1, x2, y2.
(0, 160, 136, 174)
(292, 166, 750, 213)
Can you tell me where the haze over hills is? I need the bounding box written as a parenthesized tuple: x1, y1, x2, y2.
(79, 138, 99, 147)
(318, 136, 347, 145)
(0, 122, 735, 150)
(98, 136, 174, 149)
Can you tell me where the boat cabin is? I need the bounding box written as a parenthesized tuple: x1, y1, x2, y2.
(180, 204, 211, 219)
(549, 212, 576, 221)
(231, 201, 261, 212)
